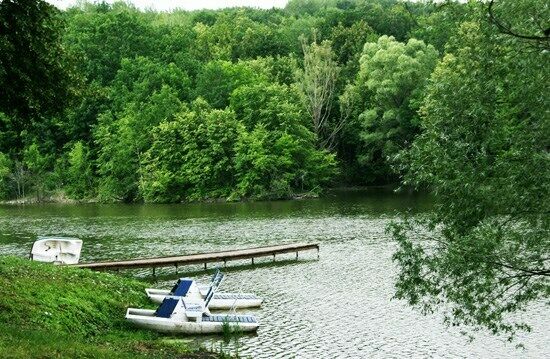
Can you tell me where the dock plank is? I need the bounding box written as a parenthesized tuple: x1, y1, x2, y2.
(72, 242, 319, 270)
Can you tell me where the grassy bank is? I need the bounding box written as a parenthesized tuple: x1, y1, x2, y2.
(0, 256, 223, 358)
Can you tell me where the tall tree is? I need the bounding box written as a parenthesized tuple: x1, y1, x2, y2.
(296, 39, 342, 151)
(390, 3, 549, 342)
(0, 0, 72, 146)
(343, 35, 438, 183)
(141, 99, 242, 203)
(231, 83, 337, 199)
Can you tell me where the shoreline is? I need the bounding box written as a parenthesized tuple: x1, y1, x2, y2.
(0, 256, 227, 358)
(0, 185, 403, 206)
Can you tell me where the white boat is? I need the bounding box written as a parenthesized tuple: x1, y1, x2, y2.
(30, 237, 83, 264)
(145, 270, 263, 310)
(126, 296, 259, 334)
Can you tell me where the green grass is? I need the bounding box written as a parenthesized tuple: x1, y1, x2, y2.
(0, 256, 223, 358)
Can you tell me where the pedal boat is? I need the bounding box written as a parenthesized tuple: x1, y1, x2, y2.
(30, 237, 83, 264)
(126, 296, 259, 334)
(145, 271, 263, 310)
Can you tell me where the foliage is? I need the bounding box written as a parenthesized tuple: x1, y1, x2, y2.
(1, 0, 450, 201)
(141, 100, 242, 202)
(95, 86, 183, 202)
(390, 9, 549, 341)
(0, 152, 12, 199)
(231, 83, 337, 199)
(410, 1, 474, 54)
(110, 56, 191, 111)
(64, 141, 94, 199)
(194, 60, 268, 109)
(63, 2, 156, 85)
(192, 11, 286, 62)
(329, 20, 377, 77)
(343, 35, 438, 183)
(0, 0, 73, 149)
(23, 143, 54, 200)
(296, 40, 341, 150)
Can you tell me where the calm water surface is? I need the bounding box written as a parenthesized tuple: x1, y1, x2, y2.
(0, 189, 548, 358)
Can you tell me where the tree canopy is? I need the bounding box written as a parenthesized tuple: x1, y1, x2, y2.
(390, 1, 549, 342)
(0, 0, 73, 149)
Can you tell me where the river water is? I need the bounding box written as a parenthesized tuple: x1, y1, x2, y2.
(0, 189, 548, 358)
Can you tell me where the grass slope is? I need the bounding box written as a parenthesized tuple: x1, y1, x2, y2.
(0, 256, 222, 358)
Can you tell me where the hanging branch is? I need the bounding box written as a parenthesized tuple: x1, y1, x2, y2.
(487, 0, 550, 44)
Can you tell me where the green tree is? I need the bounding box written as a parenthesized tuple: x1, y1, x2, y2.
(64, 141, 94, 199)
(0, 112, 18, 155)
(63, 2, 155, 85)
(296, 40, 342, 151)
(344, 35, 438, 183)
(390, 11, 549, 341)
(0, 0, 73, 149)
(95, 86, 183, 201)
(23, 143, 53, 201)
(231, 83, 337, 199)
(410, 1, 472, 54)
(329, 20, 377, 76)
(0, 153, 12, 199)
(110, 56, 190, 111)
(194, 60, 268, 109)
(141, 99, 242, 202)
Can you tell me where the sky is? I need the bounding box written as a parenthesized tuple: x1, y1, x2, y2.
(46, 0, 289, 11)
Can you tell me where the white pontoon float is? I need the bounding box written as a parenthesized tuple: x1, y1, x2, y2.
(30, 237, 83, 265)
(126, 294, 259, 334)
(145, 270, 263, 309)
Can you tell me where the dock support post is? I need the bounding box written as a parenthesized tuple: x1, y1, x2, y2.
(273, 254, 276, 262)
(175, 263, 178, 274)
(224, 259, 227, 267)
(204, 262, 207, 270)
(296, 251, 298, 260)
(152, 267, 156, 277)
(251, 257, 254, 265)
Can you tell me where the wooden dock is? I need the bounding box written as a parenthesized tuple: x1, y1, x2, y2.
(72, 242, 319, 272)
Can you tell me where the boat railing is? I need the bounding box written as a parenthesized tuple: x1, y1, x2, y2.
(204, 270, 224, 307)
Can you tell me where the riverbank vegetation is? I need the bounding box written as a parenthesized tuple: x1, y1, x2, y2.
(0, 0, 455, 203)
(0, 256, 222, 358)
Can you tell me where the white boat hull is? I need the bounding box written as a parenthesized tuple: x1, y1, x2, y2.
(126, 308, 259, 334)
(146, 288, 263, 309)
(30, 238, 83, 264)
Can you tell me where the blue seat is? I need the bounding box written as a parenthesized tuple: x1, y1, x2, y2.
(170, 279, 193, 297)
(155, 297, 179, 318)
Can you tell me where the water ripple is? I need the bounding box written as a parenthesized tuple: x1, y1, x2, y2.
(0, 198, 547, 358)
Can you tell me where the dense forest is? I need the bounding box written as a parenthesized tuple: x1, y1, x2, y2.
(0, 0, 459, 202)
(0, 0, 547, 204)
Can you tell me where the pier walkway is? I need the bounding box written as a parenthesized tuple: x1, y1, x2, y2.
(72, 242, 319, 272)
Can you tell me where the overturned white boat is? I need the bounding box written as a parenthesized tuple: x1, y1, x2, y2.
(145, 270, 263, 310)
(126, 294, 259, 334)
(30, 237, 83, 265)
